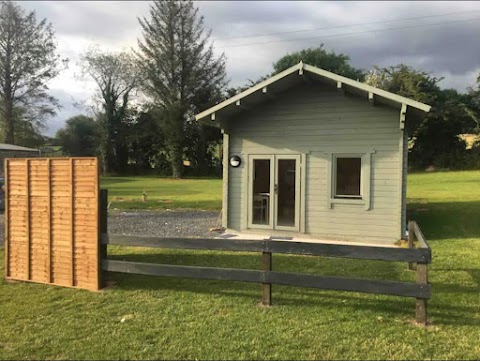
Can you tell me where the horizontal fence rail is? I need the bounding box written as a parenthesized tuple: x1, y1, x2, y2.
(102, 234, 431, 263)
(103, 260, 431, 299)
(99, 190, 431, 325)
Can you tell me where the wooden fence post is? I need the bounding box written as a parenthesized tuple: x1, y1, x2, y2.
(416, 262, 428, 326)
(98, 189, 108, 289)
(408, 221, 416, 270)
(262, 251, 272, 306)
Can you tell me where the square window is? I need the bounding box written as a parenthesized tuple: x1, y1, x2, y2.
(335, 157, 362, 198)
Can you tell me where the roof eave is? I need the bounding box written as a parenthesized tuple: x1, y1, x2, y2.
(195, 62, 432, 122)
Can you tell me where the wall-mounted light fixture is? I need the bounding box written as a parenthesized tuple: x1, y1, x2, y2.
(229, 155, 241, 168)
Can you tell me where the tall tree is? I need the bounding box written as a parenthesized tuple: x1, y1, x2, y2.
(55, 115, 101, 157)
(137, 0, 227, 178)
(272, 44, 365, 80)
(0, 1, 62, 144)
(80, 49, 140, 174)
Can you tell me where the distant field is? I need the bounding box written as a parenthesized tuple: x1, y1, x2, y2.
(0, 171, 479, 359)
(101, 176, 223, 210)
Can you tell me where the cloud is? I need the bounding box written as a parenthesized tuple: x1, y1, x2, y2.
(18, 1, 480, 134)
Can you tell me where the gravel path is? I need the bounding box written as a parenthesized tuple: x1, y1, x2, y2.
(0, 210, 222, 246)
(108, 210, 221, 238)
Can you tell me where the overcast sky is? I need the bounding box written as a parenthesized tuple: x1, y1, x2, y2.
(20, 1, 480, 136)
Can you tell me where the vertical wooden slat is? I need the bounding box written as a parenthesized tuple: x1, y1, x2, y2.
(408, 221, 416, 270)
(25, 159, 31, 280)
(98, 189, 108, 289)
(4, 159, 9, 278)
(416, 263, 428, 326)
(47, 159, 52, 283)
(262, 251, 272, 306)
(70, 158, 75, 287)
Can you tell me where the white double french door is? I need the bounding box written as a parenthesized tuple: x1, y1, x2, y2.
(247, 155, 301, 231)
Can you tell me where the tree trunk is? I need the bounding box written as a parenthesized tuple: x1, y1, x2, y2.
(4, 98, 14, 144)
(170, 143, 183, 179)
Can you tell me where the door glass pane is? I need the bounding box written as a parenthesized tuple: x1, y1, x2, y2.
(252, 159, 270, 225)
(277, 159, 296, 227)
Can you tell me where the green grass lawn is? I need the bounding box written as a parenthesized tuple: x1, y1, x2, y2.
(1, 171, 480, 359)
(101, 176, 222, 210)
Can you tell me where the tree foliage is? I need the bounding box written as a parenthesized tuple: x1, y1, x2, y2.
(81, 48, 140, 174)
(55, 115, 101, 157)
(273, 44, 365, 80)
(137, 0, 227, 178)
(125, 110, 167, 173)
(365, 65, 442, 104)
(0, 1, 63, 144)
(365, 64, 474, 169)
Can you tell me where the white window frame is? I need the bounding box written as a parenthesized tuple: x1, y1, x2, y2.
(327, 151, 373, 210)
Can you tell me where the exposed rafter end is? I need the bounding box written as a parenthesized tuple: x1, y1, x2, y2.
(336, 81, 345, 95)
(261, 86, 276, 99)
(236, 99, 249, 110)
(400, 104, 407, 129)
(298, 60, 304, 75)
(368, 92, 375, 105)
(211, 112, 216, 121)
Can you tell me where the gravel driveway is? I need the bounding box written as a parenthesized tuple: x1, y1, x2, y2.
(0, 210, 221, 245)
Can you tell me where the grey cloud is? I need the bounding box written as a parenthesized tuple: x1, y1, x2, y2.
(198, 1, 480, 91)
(18, 1, 480, 134)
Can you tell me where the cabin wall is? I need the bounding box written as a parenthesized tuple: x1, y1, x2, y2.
(225, 82, 404, 243)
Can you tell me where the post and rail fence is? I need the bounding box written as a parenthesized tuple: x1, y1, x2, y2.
(99, 189, 432, 325)
(3, 159, 432, 325)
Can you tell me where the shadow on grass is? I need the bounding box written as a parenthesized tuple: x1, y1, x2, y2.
(105, 250, 480, 326)
(408, 200, 480, 240)
(99, 177, 133, 186)
(104, 271, 480, 327)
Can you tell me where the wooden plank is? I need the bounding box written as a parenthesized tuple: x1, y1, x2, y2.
(266, 241, 431, 263)
(4, 158, 10, 278)
(267, 271, 431, 298)
(413, 221, 430, 250)
(25, 159, 31, 281)
(416, 263, 429, 325)
(222, 132, 229, 228)
(408, 220, 416, 270)
(104, 234, 266, 253)
(104, 234, 431, 263)
(103, 260, 431, 299)
(103, 260, 264, 283)
(262, 252, 272, 306)
(99, 189, 108, 289)
(70, 158, 74, 287)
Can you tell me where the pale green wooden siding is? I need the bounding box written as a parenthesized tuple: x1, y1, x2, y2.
(401, 130, 408, 239)
(227, 82, 403, 243)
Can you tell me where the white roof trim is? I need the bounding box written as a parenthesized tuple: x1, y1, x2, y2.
(195, 62, 431, 121)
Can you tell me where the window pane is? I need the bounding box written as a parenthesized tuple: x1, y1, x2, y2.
(277, 159, 296, 227)
(252, 159, 270, 225)
(335, 157, 361, 197)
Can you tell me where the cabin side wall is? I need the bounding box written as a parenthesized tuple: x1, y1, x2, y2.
(225, 83, 404, 243)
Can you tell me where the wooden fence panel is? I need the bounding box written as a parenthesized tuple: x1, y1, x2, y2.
(5, 157, 99, 291)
